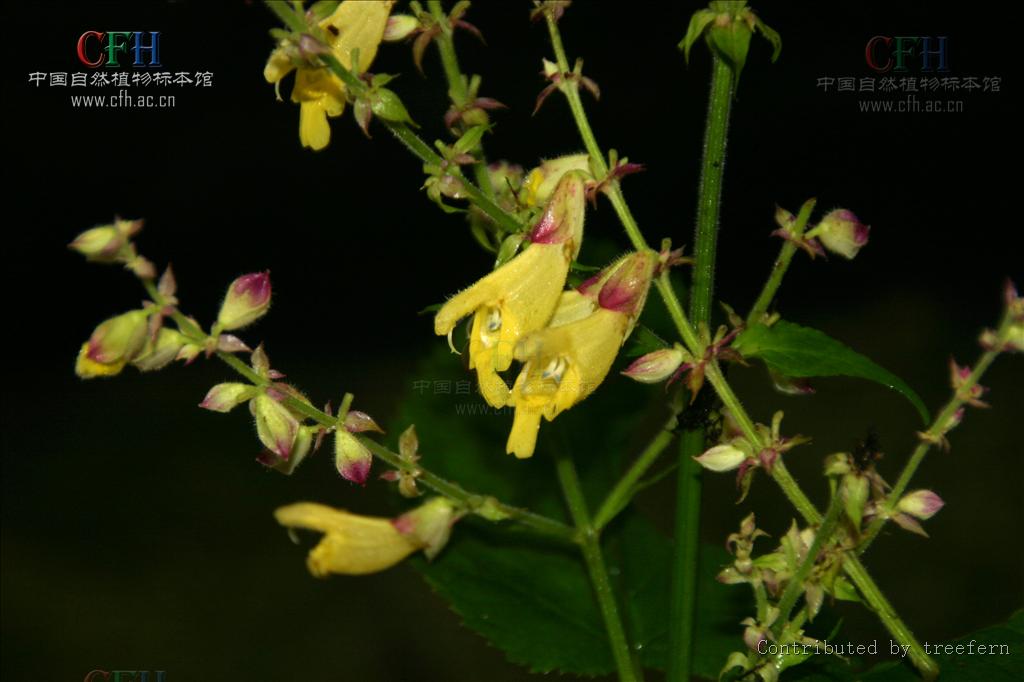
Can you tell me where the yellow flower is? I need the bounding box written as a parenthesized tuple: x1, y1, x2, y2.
(435, 172, 587, 407)
(75, 342, 128, 378)
(506, 251, 657, 458)
(521, 153, 592, 207)
(264, 1, 394, 150)
(275, 498, 455, 576)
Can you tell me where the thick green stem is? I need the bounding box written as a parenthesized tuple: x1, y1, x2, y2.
(667, 428, 703, 682)
(668, 53, 734, 682)
(689, 55, 733, 325)
(746, 198, 817, 326)
(554, 449, 641, 682)
(593, 411, 679, 530)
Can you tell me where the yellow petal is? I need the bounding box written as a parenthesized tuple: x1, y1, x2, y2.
(275, 502, 419, 576)
(263, 48, 294, 84)
(75, 342, 126, 378)
(299, 100, 332, 150)
(325, 0, 395, 72)
(506, 405, 543, 458)
(435, 243, 569, 337)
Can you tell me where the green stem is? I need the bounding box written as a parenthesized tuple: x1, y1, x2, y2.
(689, 54, 733, 325)
(668, 54, 734, 682)
(667, 428, 703, 682)
(264, 1, 514, 231)
(426, 0, 496, 201)
(593, 410, 680, 530)
(746, 198, 817, 326)
(859, 310, 1012, 553)
(141, 279, 575, 543)
(772, 492, 843, 629)
(702, 360, 938, 676)
(554, 448, 641, 682)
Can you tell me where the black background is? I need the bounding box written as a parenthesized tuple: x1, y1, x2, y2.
(2, 2, 1020, 681)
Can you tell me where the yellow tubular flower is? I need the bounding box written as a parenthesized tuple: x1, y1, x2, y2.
(435, 172, 588, 408)
(275, 502, 419, 576)
(264, 0, 394, 150)
(506, 251, 657, 458)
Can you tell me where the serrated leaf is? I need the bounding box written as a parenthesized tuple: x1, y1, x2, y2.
(733, 320, 929, 423)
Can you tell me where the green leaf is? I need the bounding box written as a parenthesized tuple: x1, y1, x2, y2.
(394, 346, 747, 675)
(862, 609, 1024, 681)
(733, 320, 929, 423)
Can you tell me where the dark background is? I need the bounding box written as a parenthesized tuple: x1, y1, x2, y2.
(2, 2, 1019, 681)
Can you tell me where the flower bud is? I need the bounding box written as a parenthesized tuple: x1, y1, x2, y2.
(200, 382, 258, 413)
(694, 443, 747, 473)
(217, 272, 271, 331)
(392, 497, 457, 560)
(622, 347, 685, 383)
(132, 328, 187, 372)
(383, 14, 419, 41)
(527, 171, 587, 257)
(811, 209, 869, 259)
(68, 217, 142, 262)
(344, 410, 384, 434)
(335, 429, 373, 485)
(823, 452, 851, 477)
(840, 472, 870, 531)
(75, 309, 150, 378)
(897, 489, 945, 520)
(741, 618, 768, 654)
(252, 393, 299, 460)
(522, 153, 591, 207)
(595, 250, 657, 320)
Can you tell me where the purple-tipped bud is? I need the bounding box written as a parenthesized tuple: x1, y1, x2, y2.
(694, 443, 747, 473)
(812, 209, 870, 259)
(595, 250, 658, 319)
(897, 489, 945, 520)
(622, 347, 685, 383)
(217, 272, 271, 331)
(78, 310, 150, 377)
(335, 430, 373, 485)
(383, 14, 419, 41)
(252, 393, 299, 460)
(527, 171, 587, 256)
(200, 382, 258, 413)
(741, 618, 768, 654)
(392, 497, 457, 560)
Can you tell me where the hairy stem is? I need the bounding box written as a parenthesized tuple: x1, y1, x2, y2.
(142, 279, 575, 543)
(772, 492, 843, 629)
(860, 310, 1013, 553)
(746, 198, 817, 325)
(668, 53, 734, 682)
(426, 0, 496, 201)
(554, 448, 642, 682)
(593, 410, 680, 530)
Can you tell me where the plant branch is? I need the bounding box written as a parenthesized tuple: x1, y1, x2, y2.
(746, 198, 817, 326)
(554, 447, 641, 682)
(593, 409, 680, 530)
(426, 0, 496, 201)
(859, 309, 1014, 553)
(141, 278, 576, 544)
